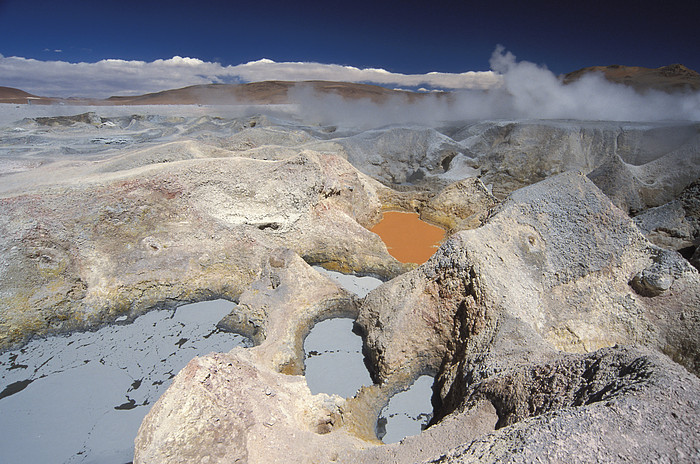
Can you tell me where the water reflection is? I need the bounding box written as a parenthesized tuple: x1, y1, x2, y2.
(303, 318, 372, 398)
(377, 375, 434, 444)
(0, 299, 250, 464)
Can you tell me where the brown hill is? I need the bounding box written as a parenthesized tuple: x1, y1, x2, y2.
(4, 64, 697, 106)
(563, 64, 700, 92)
(0, 86, 56, 104)
(0, 81, 431, 106)
(104, 81, 430, 105)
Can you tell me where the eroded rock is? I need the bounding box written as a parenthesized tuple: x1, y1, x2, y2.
(130, 138, 698, 463)
(217, 248, 359, 374)
(448, 121, 700, 208)
(0, 150, 408, 350)
(420, 177, 498, 232)
(634, 199, 695, 250)
(629, 248, 688, 297)
(134, 349, 370, 464)
(356, 171, 699, 395)
(634, 179, 700, 269)
(3, 111, 700, 463)
(134, 343, 700, 463)
(422, 346, 700, 464)
(335, 127, 467, 185)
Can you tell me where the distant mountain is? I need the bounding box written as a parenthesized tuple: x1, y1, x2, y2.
(0, 81, 432, 106)
(563, 64, 700, 92)
(3, 65, 699, 106)
(0, 86, 55, 104)
(104, 81, 431, 105)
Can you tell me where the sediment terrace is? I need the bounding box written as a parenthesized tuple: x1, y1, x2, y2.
(0, 108, 699, 463)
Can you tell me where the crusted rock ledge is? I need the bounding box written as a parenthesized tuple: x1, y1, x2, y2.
(134, 172, 699, 464)
(0, 151, 409, 350)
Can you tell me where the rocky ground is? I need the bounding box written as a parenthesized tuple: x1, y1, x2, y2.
(0, 105, 698, 463)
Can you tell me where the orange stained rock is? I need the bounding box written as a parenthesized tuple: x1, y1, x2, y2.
(370, 211, 445, 264)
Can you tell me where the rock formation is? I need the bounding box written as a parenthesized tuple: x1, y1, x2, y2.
(1, 110, 699, 463)
(135, 172, 699, 463)
(419, 177, 498, 231)
(634, 179, 700, 269)
(356, 172, 699, 417)
(135, 343, 700, 463)
(217, 248, 360, 375)
(421, 346, 700, 464)
(0, 144, 410, 350)
(134, 250, 373, 463)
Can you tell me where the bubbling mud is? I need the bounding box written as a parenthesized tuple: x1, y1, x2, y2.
(370, 211, 445, 264)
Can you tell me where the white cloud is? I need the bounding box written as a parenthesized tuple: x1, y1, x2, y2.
(0, 54, 500, 98)
(1, 48, 697, 124)
(224, 59, 501, 91)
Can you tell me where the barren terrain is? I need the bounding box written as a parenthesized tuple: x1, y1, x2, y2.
(0, 70, 699, 463)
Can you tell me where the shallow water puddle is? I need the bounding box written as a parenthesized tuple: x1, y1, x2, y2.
(377, 375, 434, 444)
(0, 299, 250, 464)
(304, 318, 372, 398)
(370, 211, 445, 264)
(312, 266, 383, 298)
(308, 269, 434, 442)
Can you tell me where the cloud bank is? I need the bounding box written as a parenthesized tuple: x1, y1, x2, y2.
(0, 54, 499, 98)
(1, 47, 698, 125)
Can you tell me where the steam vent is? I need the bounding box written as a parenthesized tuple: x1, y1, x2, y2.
(1, 76, 700, 463)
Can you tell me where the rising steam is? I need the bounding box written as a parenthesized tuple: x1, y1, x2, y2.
(289, 46, 700, 128)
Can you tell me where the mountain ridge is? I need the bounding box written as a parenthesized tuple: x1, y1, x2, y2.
(1, 63, 698, 105)
(0, 80, 436, 106)
(563, 63, 700, 92)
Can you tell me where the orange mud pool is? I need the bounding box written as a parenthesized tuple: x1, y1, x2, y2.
(370, 211, 445, 264)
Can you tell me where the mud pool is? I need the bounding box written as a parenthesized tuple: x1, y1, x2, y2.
(304, 318, 372, 398)
(312, 265, 383, 298)
(0, 299, 250, 464)
(306, 269, 435, 445)
(0, 269, 437, 463)
(376, 375, 434, 444)
(370, 211, 445, 264)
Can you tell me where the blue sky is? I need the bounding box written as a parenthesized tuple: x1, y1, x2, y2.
(0, 0, 699, 97)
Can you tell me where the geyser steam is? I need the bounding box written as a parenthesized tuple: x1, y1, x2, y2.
(290, 46, 700, 128)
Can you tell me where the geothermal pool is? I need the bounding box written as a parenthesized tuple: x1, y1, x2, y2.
(0, 299, 250, 464)
(304, 317, 372, 398)
(309, 268, 435, 445)
(370, 211, 445, 264)
(377, 375, 434, 444)
(0, 270, 435, 463)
